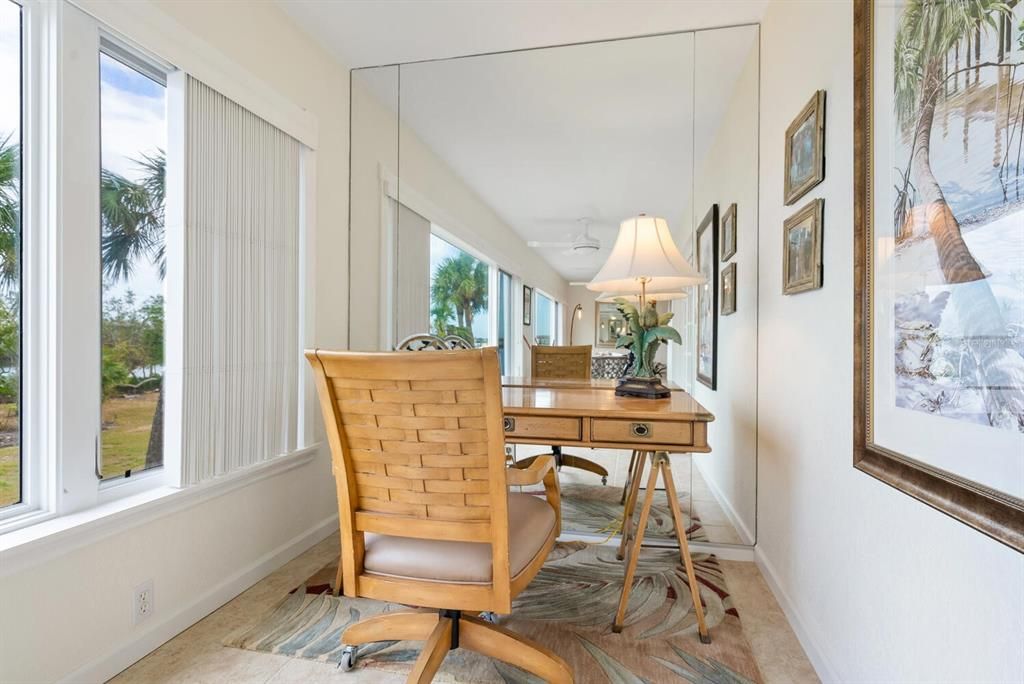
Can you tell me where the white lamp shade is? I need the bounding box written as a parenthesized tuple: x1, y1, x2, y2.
(587, 215, 705, 292)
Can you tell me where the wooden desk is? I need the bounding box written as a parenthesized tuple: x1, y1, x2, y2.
(501, 376, 683, 391)
(501, 383, 715, 643)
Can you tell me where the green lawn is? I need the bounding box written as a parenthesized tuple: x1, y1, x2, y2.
(0, 444, 19, 508)
(101, 392, 159, 479)
(0, 392, 159, 507)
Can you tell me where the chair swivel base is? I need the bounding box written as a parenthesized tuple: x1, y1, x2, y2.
(341, 609, 573, 684)
(515, 446, 608, 485)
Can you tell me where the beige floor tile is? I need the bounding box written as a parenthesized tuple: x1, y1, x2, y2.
(720, 560, 820, 684)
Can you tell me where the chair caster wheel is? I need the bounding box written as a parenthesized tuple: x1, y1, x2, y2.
(339, 645, 358, 672)
(479, 611, 499, 624)
(601, 476, 608, 485)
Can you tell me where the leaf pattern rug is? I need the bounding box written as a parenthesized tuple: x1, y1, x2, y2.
(226, 542, 760, 683)
(557, 482, 707, 542)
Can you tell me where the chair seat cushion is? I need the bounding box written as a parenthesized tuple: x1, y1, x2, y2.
(363, 493, 555, 585)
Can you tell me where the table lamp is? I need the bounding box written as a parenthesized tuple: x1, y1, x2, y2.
(588, 214, 704, 398)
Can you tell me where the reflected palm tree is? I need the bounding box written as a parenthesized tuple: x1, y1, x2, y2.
(430, 252, 487, 344)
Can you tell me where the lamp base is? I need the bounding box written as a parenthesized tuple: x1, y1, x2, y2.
(615, 375, 671, 399)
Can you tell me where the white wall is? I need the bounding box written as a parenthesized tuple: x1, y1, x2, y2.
(687, 29, 759, 545)
(0, 2, 348, 681)
(755, 1, 1024, 681)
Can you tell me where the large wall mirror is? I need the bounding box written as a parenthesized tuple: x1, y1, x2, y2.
(349, 26, 759, 547)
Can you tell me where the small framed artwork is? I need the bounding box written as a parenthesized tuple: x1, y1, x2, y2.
(721, 262, 737, 316)
(695, 205, 719, 390)
(784, 90, 826, 205)
(720, 203, 737, 262)
(782, 198, 824, 295)
(522, 285, 532, 326)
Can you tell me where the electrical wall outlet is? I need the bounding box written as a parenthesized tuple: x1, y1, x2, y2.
(133, 579, 154, 625)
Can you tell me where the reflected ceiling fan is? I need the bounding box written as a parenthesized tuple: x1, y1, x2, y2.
(528, 218, 603, 255)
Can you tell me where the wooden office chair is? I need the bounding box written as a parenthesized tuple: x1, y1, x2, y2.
(306, 347, 572, 684)
(520, 345, 609, 484)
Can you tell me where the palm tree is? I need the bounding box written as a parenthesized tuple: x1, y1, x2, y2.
(894, 0, 1008, 283)
(101, 152, 166, 468)
(895, 1, 1024, 430)
(430, 252, 487, 342)
(0, 135, 19, 292)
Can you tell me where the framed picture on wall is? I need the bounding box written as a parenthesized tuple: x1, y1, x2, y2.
(720, 203, 737, 261)
(523, 285, 532, 326)
(696, 205, 719, 390)
(782, 199, 823, 295)
(595, 302, 626, 348)
(784, 90, 826, 205)
(855, 0, 1024, 551)
(721, 262, 736, 316)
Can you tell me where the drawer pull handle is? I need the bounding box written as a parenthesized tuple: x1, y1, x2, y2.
(631, 422, 651, 438)
(503, 417, 516, 432)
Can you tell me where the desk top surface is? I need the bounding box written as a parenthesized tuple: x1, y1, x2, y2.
(501, 376, 683, 391)
(501, 385, 714, 422)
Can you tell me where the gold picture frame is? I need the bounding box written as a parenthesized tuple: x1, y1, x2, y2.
(784, 90, 826, 206)
(782, 198, 823, 295)
(720, 203, 737, 262)
(720, 262, 736, 316)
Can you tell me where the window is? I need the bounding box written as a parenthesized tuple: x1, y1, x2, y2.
(0, 0, 21, 508)
(98, 49, 167, 480)
(497, 270, 513, 373)
(98, 48, 166, 481)
(429, 233, 489, 347)
(534, 291, 556, 346)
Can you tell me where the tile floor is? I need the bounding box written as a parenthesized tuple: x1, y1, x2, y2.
(110, 534, 818, 683)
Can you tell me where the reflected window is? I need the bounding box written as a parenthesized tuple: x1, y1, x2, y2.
(429, 233, 489, 347)
(99, 50, 167, 480)
(0, 0, 21, 507)
(535, 291, 555, 346)
(497, 270, 513, 373)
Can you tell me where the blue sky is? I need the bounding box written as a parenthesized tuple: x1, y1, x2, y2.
(99, 52, 167, 302)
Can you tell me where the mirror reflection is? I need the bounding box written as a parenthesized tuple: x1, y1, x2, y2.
(349, 26, 759, 547)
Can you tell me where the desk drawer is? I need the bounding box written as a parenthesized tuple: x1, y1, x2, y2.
(590, 418, 692, 446)
(503, 415, 581, 441)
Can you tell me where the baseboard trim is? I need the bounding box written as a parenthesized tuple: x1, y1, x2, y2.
(693, 459, 755, 545)
(59, 513, 339, 684)
(754, 546, 840, 683)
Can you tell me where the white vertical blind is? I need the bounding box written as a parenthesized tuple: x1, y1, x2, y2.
(394, 202, 431, 342)
(181, 76, 301, 485)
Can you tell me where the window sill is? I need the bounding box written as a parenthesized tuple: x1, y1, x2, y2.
(0, 444, 322, 578)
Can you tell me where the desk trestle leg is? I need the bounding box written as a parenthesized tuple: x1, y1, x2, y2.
(612, 451, 710, 644)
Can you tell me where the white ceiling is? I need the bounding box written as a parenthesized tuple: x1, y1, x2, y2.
(279, 1, 762, 280)
(278, 0, 768, 69)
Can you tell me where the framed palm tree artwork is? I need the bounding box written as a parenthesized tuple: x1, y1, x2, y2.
(854, 0, 1024, 552)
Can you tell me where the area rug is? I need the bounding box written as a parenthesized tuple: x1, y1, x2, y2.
(226, 542, 761, 683)
(557, 482, 707, 543)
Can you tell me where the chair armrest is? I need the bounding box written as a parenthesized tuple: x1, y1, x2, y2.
(507, 455, 560, 533)
(506, 455, 555, 486)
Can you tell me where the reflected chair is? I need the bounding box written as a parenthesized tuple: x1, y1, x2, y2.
(518, 345, 609, 484)
(306, 347, 572, 684)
